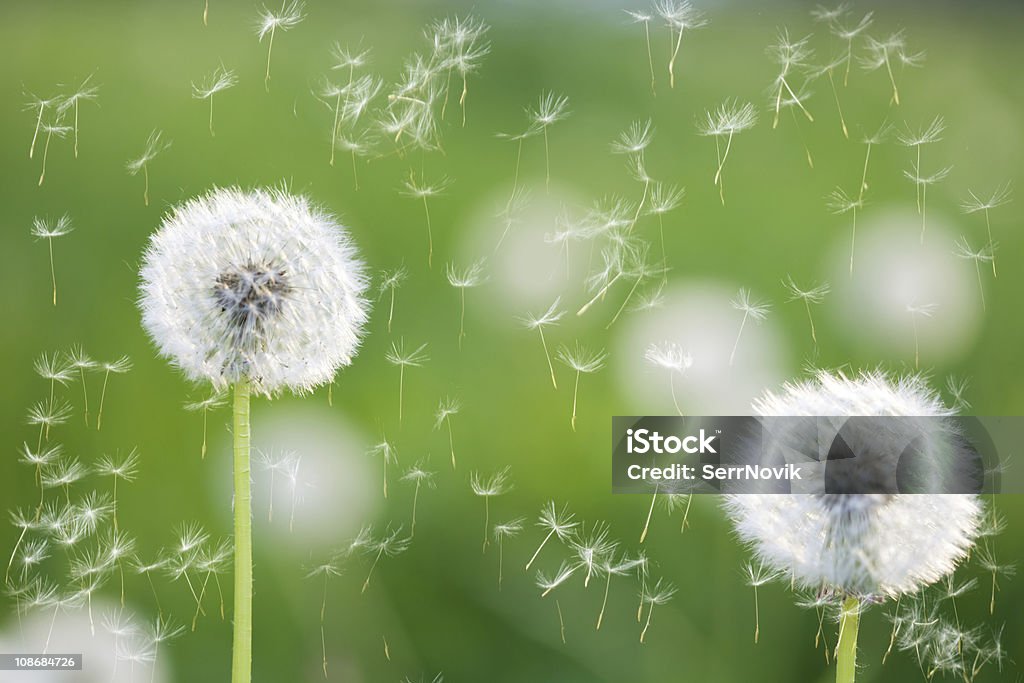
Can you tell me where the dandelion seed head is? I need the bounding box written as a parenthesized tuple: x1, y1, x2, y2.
(725, 370, 984, 597)
(139, 187, 370, 395)
(961, 182, 1012, 214)
(31, 215, 73, 240)
(644, 342, 692, 374)
(34, 352, 73, 384)
(897, 116, 946, 147)
(953, 236, 995, 263)
(470, 466, 512, 497)
(126, 130, 170, 175)
(730, 288, 771, 321)
(256, 0, 305, 40)
(385, 339, 428, 367)
(446, 260, 487, 289)
(697, 99, 758, 137)
(783, 277, 830, 304)
(556, 342, 608, 374)
(611, 119, 654, 155)
(831, 11, 873, 40)
(654, 0, 708, 30)
(192, 66, 238, 100)
(493, 517, 525, 539)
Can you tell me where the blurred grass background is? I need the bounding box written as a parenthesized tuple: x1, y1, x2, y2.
(1, 0, 1022, 681)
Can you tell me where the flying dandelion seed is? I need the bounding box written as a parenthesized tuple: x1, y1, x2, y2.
(813, 54, 850, 138)
(639, 578, 676, 643)
(256, 449, 291, 522)
(905, 301, 937, 369)
(360, 526, 410, 594)
(571, 521, 617, 588)
(783, 277, 829, 347)
(56, 75, 99, 158)
(95, 449, 139, 533)
(148, 616, 184, 683)
(446, 260, 486, 349)
(745, 561, 782, 644)
(493, 518, 523, 590)
(401, 460, 436, 537)
(33, 352, 72, 412)
(528, 91, 570, 192)
(645, 183, 684, 278)
(654, 0, 708, 89)
(305, 558, 343, 678)
(368, 440, 396, 500)
(94, 355, 132, 430)
(27, 398, 72, 451)
(37, 116, 70, 187)
(536, 561, 577, 597)
(728, 288, 771, 366)
(858, 121, 891, 202)
(430, 15, 490, 126)
(30, 215, 73, 307)
(126, 130, 170, 206)
(192, 65, 237, 136)
(184, 390, 226, 460)
(975, 544, 1015, 615)
(140, 187, 369, 683)
(961, 182, 1011, 278)
(385, 340, 428, 426)
(377, 266, 407, 334)
(826, 187, 864, 276)
(944, 376, 971, 413)
(193, 540, 231, 628)
(25, 91, 64, 159)
(861, 30, 923, 105)
(697, 100, 757, 205)
(953, 236, 994, 312)
(66, 345, 96, 427)
(433, 397, 461, 469)
(903, 162, 951, 244)
(624, 10, 657, 95)
(401, 172, 451, 268)
(644, 342, 692, 417)
(606, 247, 665, 329)
(497, 124, 542, 211)
(576, 238, 642, 318)
(471, 467, 512, 553)
(595, 554, 643, 630)
(831, 11, 873, 86)
(325, 44, 372, 166)
(517, 298, 565, 390)
(556, 342, 607, 431)
(526, 502, 578, 570)
(256, 1, 305, 91)
(663, 490, 696, 532)
(494, 185, 531, 253)
(898, 116, 945, 213)
(769, 29, 815, 129)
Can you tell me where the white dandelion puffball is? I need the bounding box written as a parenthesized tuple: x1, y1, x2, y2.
(139, 187, 369, 394)
(724, 371, 982, 598)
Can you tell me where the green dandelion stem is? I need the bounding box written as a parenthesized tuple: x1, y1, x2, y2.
(231, 378, 253, 683)
(835, 596, 860, 683)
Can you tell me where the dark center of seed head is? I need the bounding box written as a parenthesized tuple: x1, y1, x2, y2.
(213, 262, 291, 338)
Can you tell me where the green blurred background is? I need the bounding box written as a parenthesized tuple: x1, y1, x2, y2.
(1, 0, 1022, 681)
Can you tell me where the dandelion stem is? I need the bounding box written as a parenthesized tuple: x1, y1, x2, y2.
(753, 583, 760, 643)
(397, 365, 405, 426)
(482, 498, 489, 553)
(231, 378, 253, 683)
(458, 289, 466, 350)
(844, 40, 853, 86)
(526, 529, 555, 571)
(143, 164, 150, 207)
(78, 367, 90, 427)
(668, 25, 684, 89)
(204, 0, 209, 25)
(264, 28, 276, 92)
(209, 97, 217, 137)
(805, 299, 817, 346)
(835, 597, 860, 683)
(669, 374, 683, 417)
(497, 538, 505, 589)
(538, 327, 557, 389)
(30, 104, 43, 158)
(329, 95, 341, 166)
(411, 481, 420, 537)
(47, 237, 57, 306)
(849, 205, 858, 276)
(38, 128, 54, 186)
(543, 126, 551, 192)
(73, 101, 80, 158)
(644, 21, 656, 96)
(640, 484, 658, 543)
(974, 259, 986, 311)
(96, 368, 111, 430)
(884, 53, 900, 105)
(859, 144, 872, 203)
(596, 571, 612, 630)
(920, 179, 927, 244)
(606, 275, 643, 329)
(640, 601, 656, 643)
(577, 273, 622, 316)
(422, 196, 433, 268)
(445, 418, 456, 469)
(201, 407, 209, 460)
(570, 370, 580, 431)
(362, 547, 384, 593)
(827, 71, 848, 139)
(984, 209, 997, 278)
(912, 315, 920, 369)
(729, 312, 748, 366)
(556, 599, 566, 643)
(387, 287, 396, 333)
(882, 595, 900, 664)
